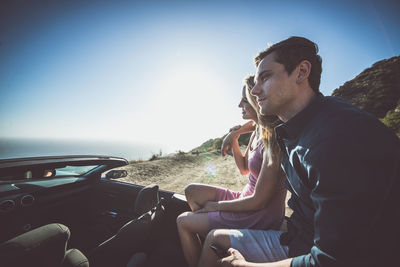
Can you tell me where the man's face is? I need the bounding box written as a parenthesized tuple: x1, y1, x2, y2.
(251, 52, 297, 120)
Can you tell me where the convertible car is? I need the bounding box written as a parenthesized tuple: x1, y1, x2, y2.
(0, 155, 190, 267)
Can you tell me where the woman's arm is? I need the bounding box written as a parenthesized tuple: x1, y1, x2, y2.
(221, 121, 256, 156)
(221, 121, 256, 175)
(196, 149, 283, 213)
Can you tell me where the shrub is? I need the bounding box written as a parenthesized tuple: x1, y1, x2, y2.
(382, 109, 400, 137)
(149, 154, 159, 161)
(213, 138, 223, 150)
(149, 149, 162, 161)
(238, 133, 251, 146)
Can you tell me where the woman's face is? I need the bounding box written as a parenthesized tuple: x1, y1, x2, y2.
(238, 87, 257, 121)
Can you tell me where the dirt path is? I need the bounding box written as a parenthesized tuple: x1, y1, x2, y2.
(120, 151, 247, 194)
(119, 150, 292, 216)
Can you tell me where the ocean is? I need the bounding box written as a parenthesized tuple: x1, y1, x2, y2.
(0, 138, 168, 161)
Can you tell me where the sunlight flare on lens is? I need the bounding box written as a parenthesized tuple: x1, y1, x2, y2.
(205, 164, 217, 178)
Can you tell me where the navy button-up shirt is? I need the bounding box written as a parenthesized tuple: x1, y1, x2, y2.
(275, 94, 400, 267)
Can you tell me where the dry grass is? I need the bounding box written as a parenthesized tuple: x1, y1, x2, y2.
(120, 151, 247, 193)
(119, 150, 292, 217)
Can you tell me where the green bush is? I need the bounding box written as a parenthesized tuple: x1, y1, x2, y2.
(238, 133, 251, 147)
(382, 109, 400, 137)
(149, 149, 162, 161)
(213, 137, 223, 150)
(149, 154, 159, 161)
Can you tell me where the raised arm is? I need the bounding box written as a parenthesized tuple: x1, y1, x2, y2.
(221, 121, 256, 175)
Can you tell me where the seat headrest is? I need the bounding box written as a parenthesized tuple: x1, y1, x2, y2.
(0, 223, 70, 267)
(134, 184, 159, 215)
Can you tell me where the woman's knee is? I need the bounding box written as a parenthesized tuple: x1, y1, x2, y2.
(185, 183, 218, 202)
(176, 211, 210, 236)
(176, 211, 191, 230)
(184, 183, 200, 200)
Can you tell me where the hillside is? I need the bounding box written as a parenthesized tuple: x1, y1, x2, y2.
(332, 56, 400, 136)
(120, 151, 248, 194)
(192, 133, 251, 153)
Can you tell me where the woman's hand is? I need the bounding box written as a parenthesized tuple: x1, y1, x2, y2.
(221, 131, 237, 156)
(221, 122, 256, 157)
(229, 125, 242, 132)
(220, 248, 247, 267)
(195, 201, 219, 213)
(221, 125, 241, 156)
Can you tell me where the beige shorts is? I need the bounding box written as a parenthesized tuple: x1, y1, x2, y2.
(230, 229, 289, 262)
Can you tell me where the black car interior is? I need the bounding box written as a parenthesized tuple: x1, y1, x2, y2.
(0, 156, 191, 267)
(0, 223, 89, 267)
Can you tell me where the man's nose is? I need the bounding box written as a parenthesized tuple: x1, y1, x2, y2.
(250, 84, 260, 96)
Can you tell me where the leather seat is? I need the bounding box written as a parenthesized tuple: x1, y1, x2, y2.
(89, 184, 165, 267)
(0, 223, 89, 267)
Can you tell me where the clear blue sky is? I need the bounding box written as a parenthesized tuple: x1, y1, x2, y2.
(1, 0, 399, 153)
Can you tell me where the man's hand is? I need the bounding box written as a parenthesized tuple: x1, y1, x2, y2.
(220, 248, 247, 267)
(195, 201, 219, 213)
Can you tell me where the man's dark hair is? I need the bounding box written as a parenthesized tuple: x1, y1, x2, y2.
(255, 36, 322, 92)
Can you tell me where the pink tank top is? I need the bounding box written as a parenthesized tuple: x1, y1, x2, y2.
(208, 139, 287, 230)
(241, 140, 264, 197)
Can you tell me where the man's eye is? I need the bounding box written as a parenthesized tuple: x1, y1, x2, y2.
(261, 75, 269, 81)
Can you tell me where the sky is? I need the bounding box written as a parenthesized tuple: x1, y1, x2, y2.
(1, 0, 399, 155)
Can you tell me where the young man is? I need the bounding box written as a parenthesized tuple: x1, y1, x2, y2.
(198, 37, 400, 267)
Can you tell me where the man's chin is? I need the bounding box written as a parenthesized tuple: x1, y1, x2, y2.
(260, 108, 271, 116)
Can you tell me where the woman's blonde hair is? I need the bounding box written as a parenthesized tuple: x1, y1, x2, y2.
(243, 75, 282, 166)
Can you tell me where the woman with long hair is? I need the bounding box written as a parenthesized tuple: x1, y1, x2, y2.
(176, 75, 286, 267)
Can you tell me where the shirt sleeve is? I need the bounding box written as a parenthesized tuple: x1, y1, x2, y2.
(290, 117, 400, 267)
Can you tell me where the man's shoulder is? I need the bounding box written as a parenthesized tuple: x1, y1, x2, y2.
(320, 96, 371, 118)
(304, 95, 399, 146)
(316, 96, 387, 130)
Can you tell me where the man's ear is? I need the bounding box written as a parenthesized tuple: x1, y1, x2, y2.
(296, 60, 311, 84)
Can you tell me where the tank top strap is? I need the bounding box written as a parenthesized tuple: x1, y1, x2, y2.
(251, 139, 264, 152)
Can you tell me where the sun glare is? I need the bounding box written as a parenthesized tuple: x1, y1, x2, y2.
(130, 65, 230, 152)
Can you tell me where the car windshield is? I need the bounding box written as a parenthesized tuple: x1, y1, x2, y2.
(54, 165, 99, 177)
(0, 165, 99, 181)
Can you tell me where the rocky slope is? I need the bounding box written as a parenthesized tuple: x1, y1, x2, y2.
(332, 56, 400, 136)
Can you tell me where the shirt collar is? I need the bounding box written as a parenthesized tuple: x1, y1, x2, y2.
(275, 93, 324, 140)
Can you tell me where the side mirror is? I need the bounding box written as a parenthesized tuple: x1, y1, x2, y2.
(105, 170, 128, 179)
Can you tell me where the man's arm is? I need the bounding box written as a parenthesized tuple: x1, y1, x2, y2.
(291, 120, 400, 267)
